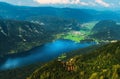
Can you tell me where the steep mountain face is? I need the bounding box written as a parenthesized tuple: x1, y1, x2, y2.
(0, 20, 50, 56)
(0, 18, 80, 57)
(28, 41, 120, 79)
(91, 20, 120, 40)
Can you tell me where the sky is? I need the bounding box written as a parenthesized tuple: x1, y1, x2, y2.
(0, 0, 120, 10)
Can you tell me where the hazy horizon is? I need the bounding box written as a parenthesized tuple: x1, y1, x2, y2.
(0, 0, 120, 10)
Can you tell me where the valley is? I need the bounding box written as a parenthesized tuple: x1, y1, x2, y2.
(0, 1, 119, 79)
(55, 21, 98, 42)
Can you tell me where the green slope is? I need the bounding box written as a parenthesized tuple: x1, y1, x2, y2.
(0, 19, 51, 57)
(28, 41, 120, 79)
(91, 20, 120, 40)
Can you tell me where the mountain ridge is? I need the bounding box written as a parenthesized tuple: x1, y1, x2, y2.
(0, 2, 120, 22)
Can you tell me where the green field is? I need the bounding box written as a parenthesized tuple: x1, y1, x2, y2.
(63, 32, 85, 42)
(55, 21, 98, 42)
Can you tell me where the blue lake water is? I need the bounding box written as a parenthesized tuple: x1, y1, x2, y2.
(0, 39, 95, 70)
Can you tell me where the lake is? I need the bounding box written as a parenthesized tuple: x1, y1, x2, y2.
(0, 39, 96, 70)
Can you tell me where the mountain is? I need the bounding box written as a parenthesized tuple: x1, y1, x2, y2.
(0, 2, 91, 22)
(0, 19, 49, 56)
(91, 20, 120, 40)
(0, 2, 120, 22)
(28, 16, 80, 32)
(0, 18, 81, 57)
(28, 41, 120, 79)
(0, 5, 92, 22)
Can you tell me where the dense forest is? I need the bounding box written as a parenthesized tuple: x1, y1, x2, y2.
(0, 20, 49, 56)
(28, 41, 120, 79)
(91, 20, 120, 40)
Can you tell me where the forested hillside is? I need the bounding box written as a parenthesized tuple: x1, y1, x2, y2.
(28, 41, 120, 79)
(91, 20, 120, 40)
(0, 20, 48, 56)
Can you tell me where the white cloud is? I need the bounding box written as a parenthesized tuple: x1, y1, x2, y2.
(34, 0, 68, 4)
(88, 2, 97, 6)
(34, 0, 88, 6)
(79, 2, 89, 6)
(95, 0, 110, 7)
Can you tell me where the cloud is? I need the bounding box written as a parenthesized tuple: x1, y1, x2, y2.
(88, 2, 97, 6)
(79, 2, 89, 6)
(34, 0, 67, 4)
(95, 0, 110, 7)
(34, 0, 88, 6)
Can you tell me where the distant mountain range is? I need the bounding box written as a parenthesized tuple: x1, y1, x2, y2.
(0, 2, 120, 22)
